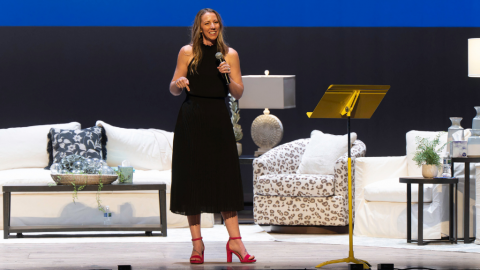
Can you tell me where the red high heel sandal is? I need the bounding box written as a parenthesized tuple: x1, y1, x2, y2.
(190, 237, 204, 264)
(226, 237, 256, 263)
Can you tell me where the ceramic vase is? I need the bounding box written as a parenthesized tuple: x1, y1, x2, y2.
(467, 129, 480, 157)
(473, 107, 480, 130)
(236, 142, 242, 156)
(422, 164, 438, 178)
(448, 117, 464, 156)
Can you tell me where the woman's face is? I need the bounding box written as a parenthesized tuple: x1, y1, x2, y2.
(200, 12, 220, 41)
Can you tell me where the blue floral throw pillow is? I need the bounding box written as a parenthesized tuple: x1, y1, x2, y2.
(45, 126, 107, 169)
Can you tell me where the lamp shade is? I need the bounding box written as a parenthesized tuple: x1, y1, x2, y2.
(240, 75, 295, 109)
(469, 38, 480, 77)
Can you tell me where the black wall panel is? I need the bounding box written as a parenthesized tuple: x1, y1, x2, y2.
(1, 27, 480, 157)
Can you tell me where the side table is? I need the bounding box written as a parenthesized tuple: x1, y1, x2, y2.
(399, 177, 457, 245)
(451, 157, 478, 243)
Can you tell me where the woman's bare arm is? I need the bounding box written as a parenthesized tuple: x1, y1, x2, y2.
(170, 45, 193, 96)
(223, 48, 243, 100)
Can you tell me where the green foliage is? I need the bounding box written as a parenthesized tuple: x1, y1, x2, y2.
(412, 133, 446, 167)
(116, 169, 126, 183)
(50, 174, 105, 212)
(229, 94, 243, 142)
(96, 176, 105, 213)
(71, 178, 86, 204)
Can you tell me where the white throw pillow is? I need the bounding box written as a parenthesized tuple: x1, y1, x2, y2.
(296, 130, 357, 175)
(0, 122, 81, 170)
(96, 121, 174, 171)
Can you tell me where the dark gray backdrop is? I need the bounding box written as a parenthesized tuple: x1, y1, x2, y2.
(2, 27, 480, 200)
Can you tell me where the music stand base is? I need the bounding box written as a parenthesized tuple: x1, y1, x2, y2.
(316, 256, 371, 269)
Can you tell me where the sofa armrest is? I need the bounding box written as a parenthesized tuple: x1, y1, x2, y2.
(253, 139, 309, 191)
(354, 155, 408, 204)
(334, 140, 367, 201)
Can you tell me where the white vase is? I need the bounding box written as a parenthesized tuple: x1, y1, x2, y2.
(468, 129, 480, 157)
(236, 142, 242, 156)
(448, 117, 464, 156)
(422, 164, 438, 178)
(473, 107, 480, 130)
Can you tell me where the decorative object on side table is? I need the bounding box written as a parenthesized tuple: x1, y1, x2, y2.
(452, 141, 468, 158)
(229, 94, 243, 156)
(412, 133, 446, 178)
(467, 129, 480, 157)
(467, 107, 480, 157)
(240, 71, 295, 156)
(447, 117, 464, 156)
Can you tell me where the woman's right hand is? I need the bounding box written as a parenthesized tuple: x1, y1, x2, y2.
(175, 77, 190, 92)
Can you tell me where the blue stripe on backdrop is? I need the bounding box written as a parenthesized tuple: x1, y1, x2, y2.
(0, 0, 480, 27)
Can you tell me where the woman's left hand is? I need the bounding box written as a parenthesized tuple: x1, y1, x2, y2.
(217, 61, 231, 74)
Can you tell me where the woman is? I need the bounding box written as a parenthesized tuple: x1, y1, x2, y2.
(169, 8, 256, 264)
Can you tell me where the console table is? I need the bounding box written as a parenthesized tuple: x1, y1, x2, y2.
(451, 157, 478, 243)
(3, 183, 167, 239)
(399, 177, 457, 245)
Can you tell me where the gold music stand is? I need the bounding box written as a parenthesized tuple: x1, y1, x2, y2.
(308, 84, 390, 269)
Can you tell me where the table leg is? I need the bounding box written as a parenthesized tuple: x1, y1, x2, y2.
(159, 190, 167, 237)
(455, 182, 458, 244)
(465, 162, 471, 243)
(418, 183, 424, 245)
(407, 184, 411, 243)
(3, 192, 11, 239)
(449, 183, 454, 243)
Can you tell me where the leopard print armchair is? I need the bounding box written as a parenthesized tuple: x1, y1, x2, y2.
(253, 138, 366, 226)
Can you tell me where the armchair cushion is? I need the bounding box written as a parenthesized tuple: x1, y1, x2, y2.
(297, 130, 357, 175)
(364, 178, 433, 203)
(256, 174, 335, 197)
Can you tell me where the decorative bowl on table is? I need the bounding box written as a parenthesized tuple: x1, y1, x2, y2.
(50, 174, 118, 185)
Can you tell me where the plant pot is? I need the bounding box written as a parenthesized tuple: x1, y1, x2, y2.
(236, 142, 242, 156)
(422, 164, 438, 178)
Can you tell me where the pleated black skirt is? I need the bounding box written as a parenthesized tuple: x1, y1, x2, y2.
(170, 94, 244, 216)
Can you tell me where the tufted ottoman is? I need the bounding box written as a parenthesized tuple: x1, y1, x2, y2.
(253, 138, 366, 233)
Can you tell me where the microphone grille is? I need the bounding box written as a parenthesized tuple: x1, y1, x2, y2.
(215, 52, 223, 60)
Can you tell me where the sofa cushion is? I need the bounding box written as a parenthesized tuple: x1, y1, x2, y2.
(297, 130, 357, 175)
(0, 122, 81, 171)
(0, 168, 172, 193)
(47, 126, 106, 169)
(255, 174, 335, 197)
(96, 121, 174, 171)
(364, 178, 433, 203)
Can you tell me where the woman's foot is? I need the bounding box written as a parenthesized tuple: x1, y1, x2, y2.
(190, 237, 205, 264)
(227, 237, 255, 262)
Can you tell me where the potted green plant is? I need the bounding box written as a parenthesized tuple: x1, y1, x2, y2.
(412, 133, 447, 178)
(229, 94, 243, 156)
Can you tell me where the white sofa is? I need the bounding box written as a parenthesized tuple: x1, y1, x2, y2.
(0, 121, 214, 230)
(354, 130, 475, 239)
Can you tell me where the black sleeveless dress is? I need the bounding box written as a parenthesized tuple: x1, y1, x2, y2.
(170, 43, 244, 216)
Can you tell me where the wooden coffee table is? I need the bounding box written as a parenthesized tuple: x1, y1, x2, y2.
(2, 183, 167, 239)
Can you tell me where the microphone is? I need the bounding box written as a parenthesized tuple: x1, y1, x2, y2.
(215, 52, 230, 85)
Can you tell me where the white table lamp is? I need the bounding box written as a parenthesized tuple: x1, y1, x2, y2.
(469, 38, 480, 77)
(240, 73, 296, 156)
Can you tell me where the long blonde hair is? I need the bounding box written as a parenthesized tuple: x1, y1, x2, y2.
(189, 8, 229, 74)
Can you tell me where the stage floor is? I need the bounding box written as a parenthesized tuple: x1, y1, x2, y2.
(1, 225, 479, 269)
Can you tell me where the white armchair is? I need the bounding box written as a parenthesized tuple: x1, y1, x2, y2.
(253, 138, 366, 226)
(354, 130, 475, 239)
